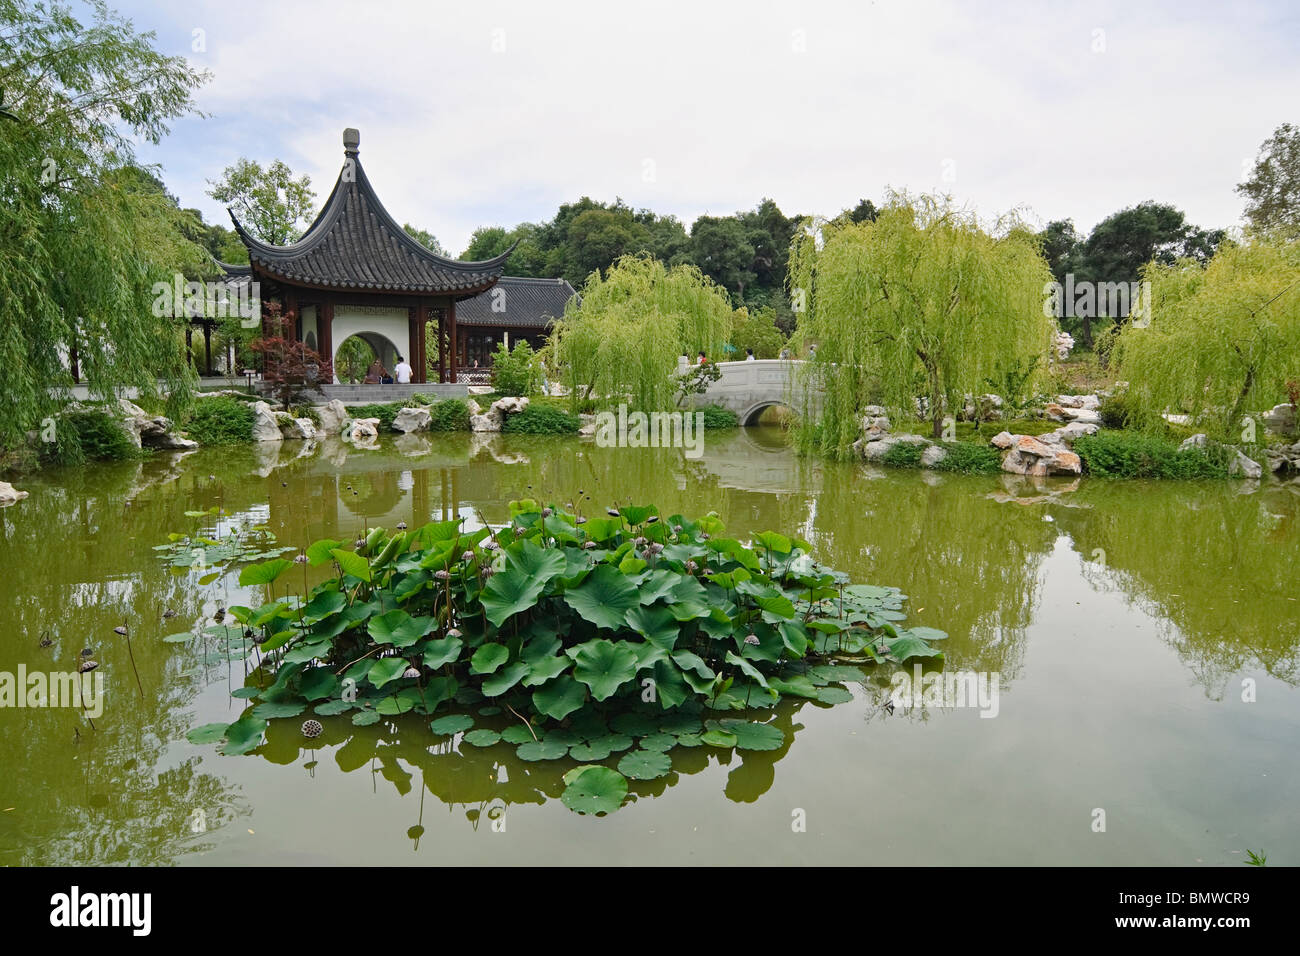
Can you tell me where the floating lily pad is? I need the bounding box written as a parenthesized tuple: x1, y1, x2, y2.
(815, 685, 853, 705)
(430, 714, 474, 735)
(561, 766, 628, 815)
(462, 728, 502, 747)
(352, 710, 382, 727)
(638, 732, 676, 752)
(251, 700, 306, 720)
(700, 729, 738, 748)
(501, 724, 537, 745)
(186, 723, 228, 745)
(313, 698, 354, 715)
(708, 719, 784, 751)
(516, 738, 569, 761)
(618, 749, 672, 780)
(673, 732, 703, 747)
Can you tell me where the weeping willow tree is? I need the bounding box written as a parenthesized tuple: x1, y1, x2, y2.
(0, 0, 209, 449)
(547, 254, 731, 412)
(788, 193, 1056, 457)
(1113, 235, 1300, 438)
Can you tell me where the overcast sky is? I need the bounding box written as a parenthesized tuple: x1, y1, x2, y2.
(118, 0, 1297, 256)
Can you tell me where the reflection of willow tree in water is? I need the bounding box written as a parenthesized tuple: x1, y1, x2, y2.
(1053, 482, 1300, 696)
(250, 695, 824, 826)
(798, 465, 1059, 679)
(0, 461, 248, 865)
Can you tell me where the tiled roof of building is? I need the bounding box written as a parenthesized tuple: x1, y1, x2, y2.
(455, 276, 578, 328)
(228, 129, 510, 297)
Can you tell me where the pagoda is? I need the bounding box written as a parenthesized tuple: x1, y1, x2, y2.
(226, 128, 511, 383)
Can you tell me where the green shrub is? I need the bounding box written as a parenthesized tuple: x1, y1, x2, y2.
(882, 441, 925, 468)
(290, 405, 321, 427)
(427, 398, 470, 431)
(1074, 431, 1232, 479)
(185, 396, 255, 445)
(933, 442, 1002, 474)
(42, 410, 137, 465)
(698, 404, 739, 429)
(347, 402, 402, 431)
(502, 405, 580, 434)
(491, 340, 540, 397)
(1099, 392, 1133, 430)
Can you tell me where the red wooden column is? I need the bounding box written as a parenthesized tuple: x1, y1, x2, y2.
(319, 302, 334, 381)
(449, 299, 458, 384)
(415, 301, 428, 383)
(437, 304, 447, 383)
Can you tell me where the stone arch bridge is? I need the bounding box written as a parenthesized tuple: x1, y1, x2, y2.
(692, 359, 820, 425)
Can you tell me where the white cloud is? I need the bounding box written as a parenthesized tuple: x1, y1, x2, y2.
(124, 0, 1298, 255)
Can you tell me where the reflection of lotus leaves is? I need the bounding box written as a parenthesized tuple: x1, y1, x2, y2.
(251, 696, 818, 819)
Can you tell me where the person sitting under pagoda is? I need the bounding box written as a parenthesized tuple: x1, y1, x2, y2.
(364, 357, 389, 384)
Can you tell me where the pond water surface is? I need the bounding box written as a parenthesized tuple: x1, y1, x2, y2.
(1, 428, 1296, 865)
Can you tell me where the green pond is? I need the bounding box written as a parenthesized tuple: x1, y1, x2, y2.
(1, 428, 1296, 865)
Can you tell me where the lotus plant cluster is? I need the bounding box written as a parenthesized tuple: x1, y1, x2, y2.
(185, 502, 946, 812)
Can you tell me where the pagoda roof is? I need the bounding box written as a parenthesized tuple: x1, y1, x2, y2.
(455, 276, 578, 328)
(228, 129, 511, 297)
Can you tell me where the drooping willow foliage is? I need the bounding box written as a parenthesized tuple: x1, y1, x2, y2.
(547, 255, 732, 413)
(0, 0, 209, 448)
(787, 192, 1056, 457)
(1114, 235, 1300, 438)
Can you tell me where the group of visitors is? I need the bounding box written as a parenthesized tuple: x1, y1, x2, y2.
(363, 354, 413, 385)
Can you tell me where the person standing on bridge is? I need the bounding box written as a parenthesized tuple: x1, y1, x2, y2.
(745, 348, 755, 361)
(698, 350, 707, 365)
(394, 355, 413, 384)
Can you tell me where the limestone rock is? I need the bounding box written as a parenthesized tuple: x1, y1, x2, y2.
(491, 396, 530, 416)
(578, 413, 597, 437)
(1057, 394, 1100, 410)
(279, 417, 317, 440)
(116, 398, 197, 450)
(990, 431, 1015, 449)
(1043, 403, 1069, 422)
(470, 407, 503, 432)
(920, 445, 949, 468)
(250, 401, 284, 442)
(0, 481, 29, 506)
(860, 408, 891, 440)
(315, 400, 348, 435)
(1229, 450, 1263, 479)
(465, 398, 482, 417)
(392, 406, 431, 433)
(1262, 403, 1297, 437)
(346, 418, 380, 441)
(1040, 421, 1099, 445)
(1063, 407, 1103, 425)
(858, 432, 929, 462)
(1179, 433, 1208, 450)
(998, 433, 1079, 476)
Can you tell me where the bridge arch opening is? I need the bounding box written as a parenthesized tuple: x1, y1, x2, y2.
(739, 401, 796, 427)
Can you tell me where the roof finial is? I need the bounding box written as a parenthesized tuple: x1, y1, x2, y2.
(343, 127, 360, 156)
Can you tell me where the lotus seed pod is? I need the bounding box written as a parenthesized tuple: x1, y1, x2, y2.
(293, 553, 307, 564)
(434, 569, 450, 580)
(396, 521, 407, 530)
(686, 560, 698, 572)
(113, 625, 127, 635)
(447, 628, 462, 639)
(78, 660, 98, 673)
(403, 666, 420, 679)
(606, 508, 620, 517)
(582, 541, 597, 550)
(576, 516, 587, 525)
(301, 719, 323, 739)
(646, 515, 659, 524)
(542, 507, 553, 517)
(744, 634, 760, 646)
(461, 551, 475, 562)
